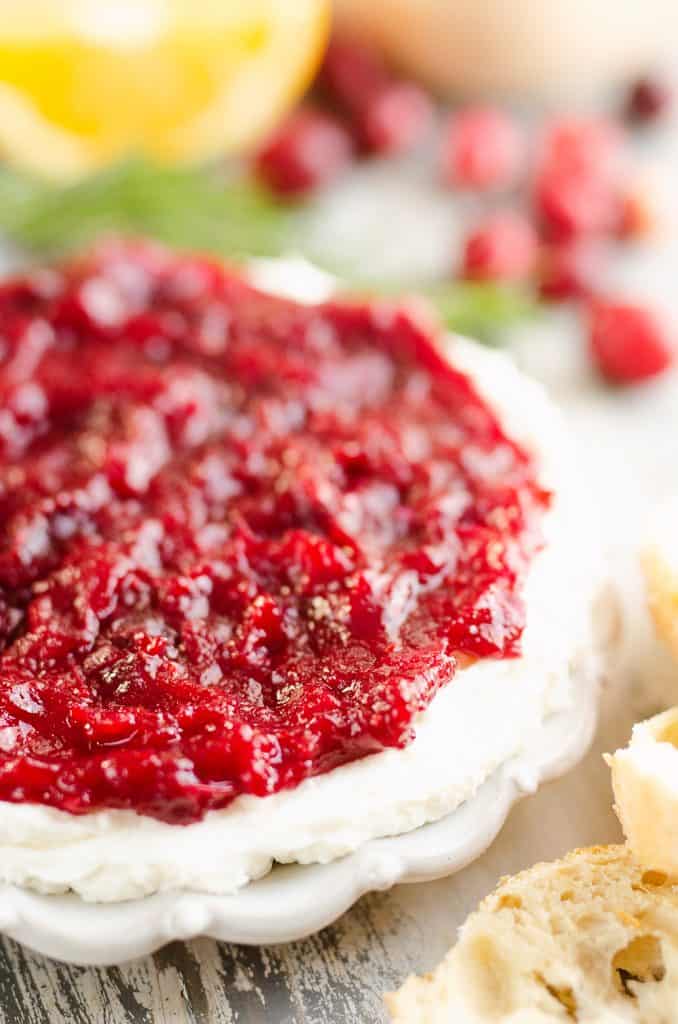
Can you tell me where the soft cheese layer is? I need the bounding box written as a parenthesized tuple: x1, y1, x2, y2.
(0, 327, 598, 901)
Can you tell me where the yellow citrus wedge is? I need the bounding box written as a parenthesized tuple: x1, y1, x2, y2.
(0, 0, 330, 179)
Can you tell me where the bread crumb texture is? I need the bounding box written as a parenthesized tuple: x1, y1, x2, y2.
(386, 846, 678, 1023)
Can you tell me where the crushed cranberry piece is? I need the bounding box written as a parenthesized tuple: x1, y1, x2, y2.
(441, 108, 525, 191)
(462, 211, 538, 283)
(0, 241, 548, 823)
(588, 298, 674, 383)
(626, 76, 672, 123)
(254, 108, 353, 198)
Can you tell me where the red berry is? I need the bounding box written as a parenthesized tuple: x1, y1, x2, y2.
(462, 211, 538, 282)
(626, 76, 672, 123)
(533, 164, 622, 242)
(441, 108, 524, 190)
(538, 240, 606, 302)
(588, 299, 674, 384)
(358, 81, 433, 155)
(318, 36, 388, 114)
(539, 116, 623, 176)
(534, 117, 627, 241)
(254, 108, 353, 198)
(319, 36, 433, 156)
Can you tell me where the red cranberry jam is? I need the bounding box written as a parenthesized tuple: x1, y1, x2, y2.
(0, 242, 549, 824)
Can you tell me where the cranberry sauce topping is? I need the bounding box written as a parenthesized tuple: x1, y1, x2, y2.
(0, 241, 549, 823)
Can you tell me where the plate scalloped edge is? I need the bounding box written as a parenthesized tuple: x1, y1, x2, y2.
(0, 652, 600, 966)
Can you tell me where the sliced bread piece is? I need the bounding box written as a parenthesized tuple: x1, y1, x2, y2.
(642, 498, 678, 662)
(608, 707, 678, 877)
(386, 845, 678, 1023)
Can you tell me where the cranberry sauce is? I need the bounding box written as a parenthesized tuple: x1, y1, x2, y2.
(0, 241, 549, 823)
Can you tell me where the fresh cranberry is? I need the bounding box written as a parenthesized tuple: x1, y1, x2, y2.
(254, 108, 353, 198)
(318, 34, 433, 155)
(538, 240, 606, 301)
(318, 35, 389, 114)
(357, 81, 433, 155)
(539, 116, 623, 176)
(533, 116, 627, 241)
(626, 76, 672, 123)
(441, 108, 525, 190)
(533, 164, 623, 242)
(588, 299, 674, 384)
(462, 211, 538, 282)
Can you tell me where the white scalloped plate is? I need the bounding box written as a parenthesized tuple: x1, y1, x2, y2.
(0, 656, 598, 966)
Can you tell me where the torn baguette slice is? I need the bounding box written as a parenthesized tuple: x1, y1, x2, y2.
(608, 707, 678, 876)
(386, 845, 678, 1023)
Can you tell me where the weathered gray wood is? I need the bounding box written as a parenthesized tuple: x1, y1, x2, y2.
(0, 892, 416, 1023)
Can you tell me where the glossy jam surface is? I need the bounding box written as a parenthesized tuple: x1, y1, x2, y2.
(0, 243, 549, 823)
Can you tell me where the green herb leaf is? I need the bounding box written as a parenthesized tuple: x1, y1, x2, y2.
(344, 278, 537, 343)
(0, 159, 537, 343)
(0, 159, 296, 261)
(420, 280, 537, 342)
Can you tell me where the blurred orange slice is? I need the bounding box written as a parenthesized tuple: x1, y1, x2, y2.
(0, 0, 330, 179)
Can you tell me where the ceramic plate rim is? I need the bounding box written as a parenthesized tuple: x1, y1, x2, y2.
(0, 657, 599, 966)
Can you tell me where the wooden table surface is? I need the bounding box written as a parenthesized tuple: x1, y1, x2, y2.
(3, 139, 678, 1021)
